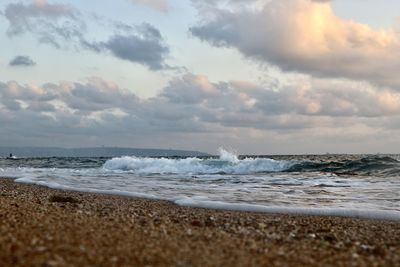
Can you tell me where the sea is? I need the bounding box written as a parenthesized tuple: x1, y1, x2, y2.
(1, 148, 399, 221)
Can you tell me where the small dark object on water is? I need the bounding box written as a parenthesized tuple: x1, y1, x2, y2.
(49, 195, 80, 203)
(6, 153, 17, 160)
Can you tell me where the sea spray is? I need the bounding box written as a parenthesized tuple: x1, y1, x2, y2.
(218, 147, 239, 163)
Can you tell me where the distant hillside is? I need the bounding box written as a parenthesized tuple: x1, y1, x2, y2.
(0, 147, 210, 158)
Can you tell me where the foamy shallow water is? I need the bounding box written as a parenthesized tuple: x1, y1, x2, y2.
(1, 150, 400, 221)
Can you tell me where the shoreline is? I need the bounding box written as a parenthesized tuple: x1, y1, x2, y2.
(14, 176, 400, 222)
(0, 178, 399, 266)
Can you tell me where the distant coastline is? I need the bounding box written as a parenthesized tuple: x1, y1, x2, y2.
(0, 146, 210, 158)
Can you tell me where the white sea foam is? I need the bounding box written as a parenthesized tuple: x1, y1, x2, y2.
(174, 197, 400, 221)
(103, 148, 293, 174)
(15, 177, 163, 200)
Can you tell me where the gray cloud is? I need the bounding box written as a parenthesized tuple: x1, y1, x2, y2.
(4, 0, 85, 49)
(1, 74, 400, 153)
(99, 23, 170, 70)
(4, 0, 76, 36)
(2, 1, 171, 70)
(9, 55, 36, 66)
(161, 74, 218, 104)
(190, 0, 400, 89)
(2, 73, 400, 130)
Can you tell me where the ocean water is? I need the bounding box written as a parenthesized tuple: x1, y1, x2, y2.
(1, 149, 399, 221)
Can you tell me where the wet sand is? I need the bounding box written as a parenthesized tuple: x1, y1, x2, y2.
(0, 178, 399, 267)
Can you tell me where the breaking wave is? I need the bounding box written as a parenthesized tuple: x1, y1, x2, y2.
(103, 148, 293, 175)
(103, 149, 400, 176)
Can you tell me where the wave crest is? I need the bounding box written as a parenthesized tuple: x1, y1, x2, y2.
(103, 149, 292, 175)
(102, 150, 400, 176)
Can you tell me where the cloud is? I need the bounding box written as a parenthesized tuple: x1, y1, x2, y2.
(2, 1, 171, 70)
(2, 73, 400, 130)
(4, 0, 76, 36)
(190, 0, 400, 89)
(2, 74, 400, 152)
(160, 74, 218, 104)
(9, 55, 36, 66)
(4, 0, 84, 49)
(129, 0, 169, 12)
(100, 23, 170, 70)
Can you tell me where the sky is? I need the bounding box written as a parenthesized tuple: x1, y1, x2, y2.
(1, 0, 400, 155)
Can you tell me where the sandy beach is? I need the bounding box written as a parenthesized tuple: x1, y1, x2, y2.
(0, 178, 399, 267)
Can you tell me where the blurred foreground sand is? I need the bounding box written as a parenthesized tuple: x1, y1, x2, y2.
(0, 178, 399, 267)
